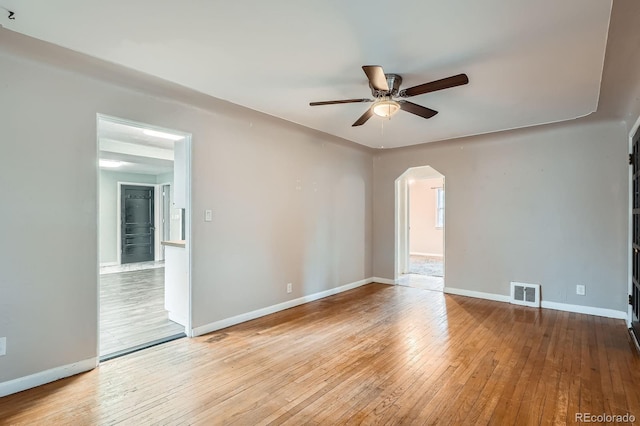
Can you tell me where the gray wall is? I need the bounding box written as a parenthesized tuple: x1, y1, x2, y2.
(0, 24, 632, 389)
(0, 31, 372, 383)
(190, 111, 372, 324)
(99, 170, 159, 264)
(373, 119, 629, 311)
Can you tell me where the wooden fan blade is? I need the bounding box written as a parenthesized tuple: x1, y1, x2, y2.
(310, 98, 372, 106)
(362, 65, 389, 92)
(399, 101, 438, 119)
(401, 73, 469, 98)
(352, 108, 374, 127)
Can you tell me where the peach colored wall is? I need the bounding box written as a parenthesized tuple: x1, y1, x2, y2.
(409, 177, 444, 257)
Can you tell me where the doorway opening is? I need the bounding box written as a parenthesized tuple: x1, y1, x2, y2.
(396, 166, 445, 291)
(97, 115, 191, 360)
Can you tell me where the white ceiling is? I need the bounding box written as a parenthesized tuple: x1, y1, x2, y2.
(1, 1, 612, 149)
(98, 118, 178, 175)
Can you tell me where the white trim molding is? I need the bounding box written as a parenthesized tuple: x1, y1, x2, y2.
(372, 277, 396, 285)
(444, 287, 511, 303)
(540, 301, 627, 320)
(192, 278, 373, 337)
(0, 357, 97, 398)
(444, 286, 627, 320)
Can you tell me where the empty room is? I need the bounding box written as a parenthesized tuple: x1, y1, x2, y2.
(1, 0, 640, 424)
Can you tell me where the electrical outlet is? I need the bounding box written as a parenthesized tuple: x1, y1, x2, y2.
(287, 283, 292, 293)
(576, 284, 586, 296)
(0, 337, 6, 356)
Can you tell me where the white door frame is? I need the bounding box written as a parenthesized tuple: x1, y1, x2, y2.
(97, 114, 194, 352)
(395, 176, 410, 279)
(395, 166, 445, 282)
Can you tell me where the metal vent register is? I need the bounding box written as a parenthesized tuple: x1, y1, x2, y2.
(510, 282, 541, 308)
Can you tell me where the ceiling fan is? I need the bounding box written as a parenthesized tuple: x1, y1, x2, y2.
(310, 65, 469, 127)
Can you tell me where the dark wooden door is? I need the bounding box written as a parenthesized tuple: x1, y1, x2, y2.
(632, 129, 640, 341)
(121, 185, 155, 264)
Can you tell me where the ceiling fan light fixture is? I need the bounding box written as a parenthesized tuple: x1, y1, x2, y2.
(373, 99, 401, 118)
(309, 65, 467, 127)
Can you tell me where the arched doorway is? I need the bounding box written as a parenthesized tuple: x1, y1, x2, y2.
(395, 166, 445, 291)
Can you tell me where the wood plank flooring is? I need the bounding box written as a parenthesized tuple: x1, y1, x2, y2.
(100, 268, 185, 356)
(2, 283, 639, 424)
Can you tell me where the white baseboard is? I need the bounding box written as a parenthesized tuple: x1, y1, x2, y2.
(99, 262, 118, 268)
(444, 286, 628, 320)
(443, 287, 510, 303)
(372, 277, 396, 285)
(540, 301, 627, 320)
(192, 278, 373, 337)
(0, 357, 97, 398)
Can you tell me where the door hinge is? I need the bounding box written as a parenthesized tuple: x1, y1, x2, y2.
(631, 294, 634, 306)
(630, 153, 635, 165)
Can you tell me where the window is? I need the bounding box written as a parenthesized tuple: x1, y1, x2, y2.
(435, 187, 444, 228)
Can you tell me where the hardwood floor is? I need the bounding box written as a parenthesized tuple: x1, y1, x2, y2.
(100, 268, 185, 357)
(3, 284, 639, 424)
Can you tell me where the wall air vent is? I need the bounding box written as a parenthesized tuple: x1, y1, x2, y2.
(510, 282, 540, 308)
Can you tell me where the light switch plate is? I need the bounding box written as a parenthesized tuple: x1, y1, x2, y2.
(0, 337, 6, 356)
(205, 209, 213, 222)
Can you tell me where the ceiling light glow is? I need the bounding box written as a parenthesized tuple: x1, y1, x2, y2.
(143, 129, 184, 141)
(372, 99, 401, 118)
(99, 159, 124, 168)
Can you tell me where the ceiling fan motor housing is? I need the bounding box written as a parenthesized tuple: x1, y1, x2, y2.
(370, 74, 402, 97)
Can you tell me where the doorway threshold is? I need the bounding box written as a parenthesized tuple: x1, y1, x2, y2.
(100, 260, 165, 275)
(100, 332, 186, 362)
(397, 274, 444, 292)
